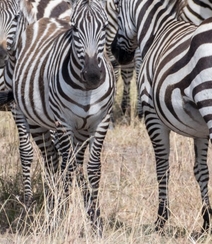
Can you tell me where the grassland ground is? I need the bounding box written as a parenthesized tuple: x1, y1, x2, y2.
(0, 78, 212, 243)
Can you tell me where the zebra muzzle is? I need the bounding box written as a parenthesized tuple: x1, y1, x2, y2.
(0, 45, 8, 68)
(81, 54, 105, 89)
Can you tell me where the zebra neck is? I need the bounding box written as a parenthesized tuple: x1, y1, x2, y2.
(7, 12, 28, 57)
(52, 36, 84, 88)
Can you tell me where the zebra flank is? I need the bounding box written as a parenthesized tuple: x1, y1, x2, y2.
(112, 0, 212, 234)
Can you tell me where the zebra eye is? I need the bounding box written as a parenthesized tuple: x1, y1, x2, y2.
(103, 24, 107, 31)
(114, 0, 120, 9)
(73, 25, 78, 32)
(14, 13, 20, 21)
(70, 21, 77, 31)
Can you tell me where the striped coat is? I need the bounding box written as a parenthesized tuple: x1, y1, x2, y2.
(0, 0, 71, 208)
(8, 0, 115, 235)
(112, 0, 212, 234)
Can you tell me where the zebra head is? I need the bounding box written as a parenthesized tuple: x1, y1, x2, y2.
(70, 0, 108, 89)
(111, 0, 137, 65)
(0, 0, 43, 69)
(0, 0, 20, 68)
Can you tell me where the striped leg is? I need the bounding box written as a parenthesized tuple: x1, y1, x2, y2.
(85, 114, 111, 236)
(109, 58, 119, 126)
(193, 138, 212, 232)
(134, 49, 143, 119)
(120, 62, 134, 117)
(30, 126, 59, 174)
(29, 124, 59, 207)
(55, 126, 77, 194)
(144, 110, 170, 232)
(74, 140, 89, 205)
(0, 68, 5, 91)
(11, 104, 34, 208)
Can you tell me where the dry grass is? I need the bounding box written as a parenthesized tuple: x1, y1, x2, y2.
(0, 77, 212, 243)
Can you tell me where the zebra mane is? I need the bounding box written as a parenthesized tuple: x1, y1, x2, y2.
(162, 0, 186, 20)
(175, 0, 187, 19)
(70, 0, 104, 5)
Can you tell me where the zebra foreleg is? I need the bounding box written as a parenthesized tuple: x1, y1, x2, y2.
(30, 125, 60, 209)
(86, 154, 103, 236)
(193, 138, 212, 234)
(17, 121, 33, 208)
(11, 104, 34, 209)
(74, 141, 90, 205)
(86, 116, 110, 236)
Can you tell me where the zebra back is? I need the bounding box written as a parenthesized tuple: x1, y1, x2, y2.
(20, 0, 72, 23)
(178, 0, 212, 25)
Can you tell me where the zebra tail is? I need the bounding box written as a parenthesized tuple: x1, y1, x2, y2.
(0, 90, 14, 105)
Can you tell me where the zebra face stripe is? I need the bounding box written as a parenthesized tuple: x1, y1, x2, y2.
(0, 0, 20, 66)
(70, 0, 108, 88)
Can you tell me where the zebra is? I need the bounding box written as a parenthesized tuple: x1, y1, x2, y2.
(0, 0, 71, 91)
(112, 0, 212, 234)
(0, 0, 71, 208)
(1, 0, 115, 234)
(104, 0, 142, 120)
(178, 0, 212, 25)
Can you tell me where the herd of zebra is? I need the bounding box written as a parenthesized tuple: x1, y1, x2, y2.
(0, 0, 212, 237)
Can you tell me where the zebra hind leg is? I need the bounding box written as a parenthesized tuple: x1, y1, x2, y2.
(193, 138, 212, 235)
(145, 114, 171, 234)
(120, 66, 134, 120)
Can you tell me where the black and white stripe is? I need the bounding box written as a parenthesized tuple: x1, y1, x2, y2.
(0, 0, 71, 208)
(112, 0, 212, 233)
(179, 0, 212, 25)
(5, 0, 115, 234)
(104, 0, 142, 119)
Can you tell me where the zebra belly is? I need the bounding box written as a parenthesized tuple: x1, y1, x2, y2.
(155, 89, 209, 138)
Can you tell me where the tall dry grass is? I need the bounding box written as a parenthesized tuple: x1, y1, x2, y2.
(0, 77, 212, 243)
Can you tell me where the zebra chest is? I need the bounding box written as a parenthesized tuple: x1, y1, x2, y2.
(52, 92, 110, 130)
(153, 86, 209, 138)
